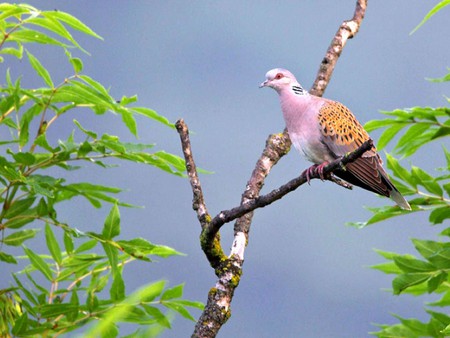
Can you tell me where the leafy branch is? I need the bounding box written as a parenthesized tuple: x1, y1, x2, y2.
(0, 4, 201, 336)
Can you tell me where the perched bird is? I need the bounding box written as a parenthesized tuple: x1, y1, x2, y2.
(260, 68, 411, 210)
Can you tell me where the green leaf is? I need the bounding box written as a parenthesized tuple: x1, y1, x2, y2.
(102, 242, 118, 276)
(141, 280, 166, 302)
(102, 204, 120, 239)
(110, 271, 125, 302)
(40, 303, 79, 318)
(154, 151, 187, 172)
(133, 107, 175, 129)
(427, 69, 450, 83)
(411, 166, 443, 196)
(376, 123, 407, 150)
(392, 273, 431, 295)
(119, 107, 138, 136)
(45, 224, 62, 265)
(25, 50, 54, 87)
(364, 119, 399, 132)
(63, 231, 74, 255)
(23, 246, 53, 281)
(9, 28, 68, 46)
(11, 152, 36, 165)
(371, 262, 402, 274)
(3, 197, 36, 219)
(29, 14, 86, 53)
(163, 301, 196, 321)
(173, 299, 204, 310)
(386, 154, 415, 187)
(19, 103, 42, 147)
(429, 290, 450, 306)
(85, 281, 166, 337)
(428, 271, 448, 293)
(394, 122, 431, 150)
(411, 0, 450, 34)
(73, 119, 97, 138)
(74, 239, 97, 253)
(412, 238, 444, 259)
(3, 208, 38, 229)
(11, 312, 28, 336)
(150, 244, 184, 258)
(141, 305, 171, 328)
(70, 57, 83, 73)
(0, 251, 18, 264)
(393, 256, 436, 273)
(430, 206, 450, 224)
(44, 10, 103, 40)
(2, 229, 39, 246)
(161, 284, 183, 301)
(77, 74, 111, 99)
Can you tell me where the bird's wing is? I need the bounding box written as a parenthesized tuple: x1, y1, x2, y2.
(317, 100, 375, 157)
(317, 100, 392, 197)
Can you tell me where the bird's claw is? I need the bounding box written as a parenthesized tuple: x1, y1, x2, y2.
(302, 162, 330, 184)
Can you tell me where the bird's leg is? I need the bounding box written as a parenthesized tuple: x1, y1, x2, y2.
(302, 161, 330, 184)
(302, 164, 318, 185)
(315, 161, 330, 181)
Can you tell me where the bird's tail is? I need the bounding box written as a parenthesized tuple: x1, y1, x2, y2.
(388, 187, 411, 210)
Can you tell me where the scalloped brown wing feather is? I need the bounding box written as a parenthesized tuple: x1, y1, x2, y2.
(317, 101, 410, 209)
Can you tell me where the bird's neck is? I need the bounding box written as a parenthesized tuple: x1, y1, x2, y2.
(279, 84, 312, 124)
(291, 83, 307, 96)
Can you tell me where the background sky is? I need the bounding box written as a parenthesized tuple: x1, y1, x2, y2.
(2, 1, 450, 337)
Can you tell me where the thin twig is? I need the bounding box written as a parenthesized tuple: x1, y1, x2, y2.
(181, 1, 369, 337)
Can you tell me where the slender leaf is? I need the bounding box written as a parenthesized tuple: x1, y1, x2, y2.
(376, 123, 407, 150)
(161, 284, 183, 301)
(2, 229, 39, 246)
(393, 256, 436, 273)
(430, 206, 450, 224)
(45, 10, 103, 40)
(0, 251, 18, 264)
(110, 271, 125, 302)
(102, 204, 120, 239)
(45, 224, 62, 265)
(23, 246, 53, 281)
(392, 273, 431, 295)
(411, 0, 450, 34)
(3, 197, 36, 219)
(133, 107, 175, 128)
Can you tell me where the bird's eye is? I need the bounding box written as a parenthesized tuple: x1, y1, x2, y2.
(275, 73, 284, 80)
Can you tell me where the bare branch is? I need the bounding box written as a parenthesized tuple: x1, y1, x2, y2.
(175, 119, 227, 267)
(183, 1, 369, 337)
(310, 0, 367, 96)
(210, 139, 373, 231)
(175, 119, 209, 228)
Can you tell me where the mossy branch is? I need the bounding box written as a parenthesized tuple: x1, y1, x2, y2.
(176, 1, 368, 337)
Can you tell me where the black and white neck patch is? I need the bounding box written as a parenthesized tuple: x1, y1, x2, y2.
(292, 85, 305, 95)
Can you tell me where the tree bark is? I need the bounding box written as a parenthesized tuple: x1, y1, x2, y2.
(176, 1, 369, 337)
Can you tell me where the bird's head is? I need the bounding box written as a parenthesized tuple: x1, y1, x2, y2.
(260, 68, 304, 95)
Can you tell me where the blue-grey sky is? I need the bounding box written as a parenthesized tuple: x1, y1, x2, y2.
(3, 1, 450, 337)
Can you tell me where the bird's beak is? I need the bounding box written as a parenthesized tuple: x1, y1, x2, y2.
(259, 80, 268, 88)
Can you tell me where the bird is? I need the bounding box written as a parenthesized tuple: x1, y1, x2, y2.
(260, 68, 411, 210)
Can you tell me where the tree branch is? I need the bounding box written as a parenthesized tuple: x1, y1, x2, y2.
(210, 139, 373, 232)
(177, 1, 369, 337)
(310, 0, 367, 96)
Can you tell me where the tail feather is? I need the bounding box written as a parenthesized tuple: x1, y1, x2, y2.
(333, 156, 411, 210)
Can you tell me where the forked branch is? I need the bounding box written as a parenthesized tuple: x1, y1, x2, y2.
(176, 1, 369, 337)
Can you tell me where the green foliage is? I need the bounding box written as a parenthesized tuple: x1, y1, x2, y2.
(362, 4, 450, 337)
(347, 105, 450, 229)
(0, 3, 201, 336)
(410, 0, 450, 34)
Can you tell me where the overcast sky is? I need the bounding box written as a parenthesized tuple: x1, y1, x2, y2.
(3, 1, 450, 337)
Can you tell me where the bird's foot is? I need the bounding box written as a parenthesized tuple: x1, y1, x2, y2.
(302, 162, 330, 184)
